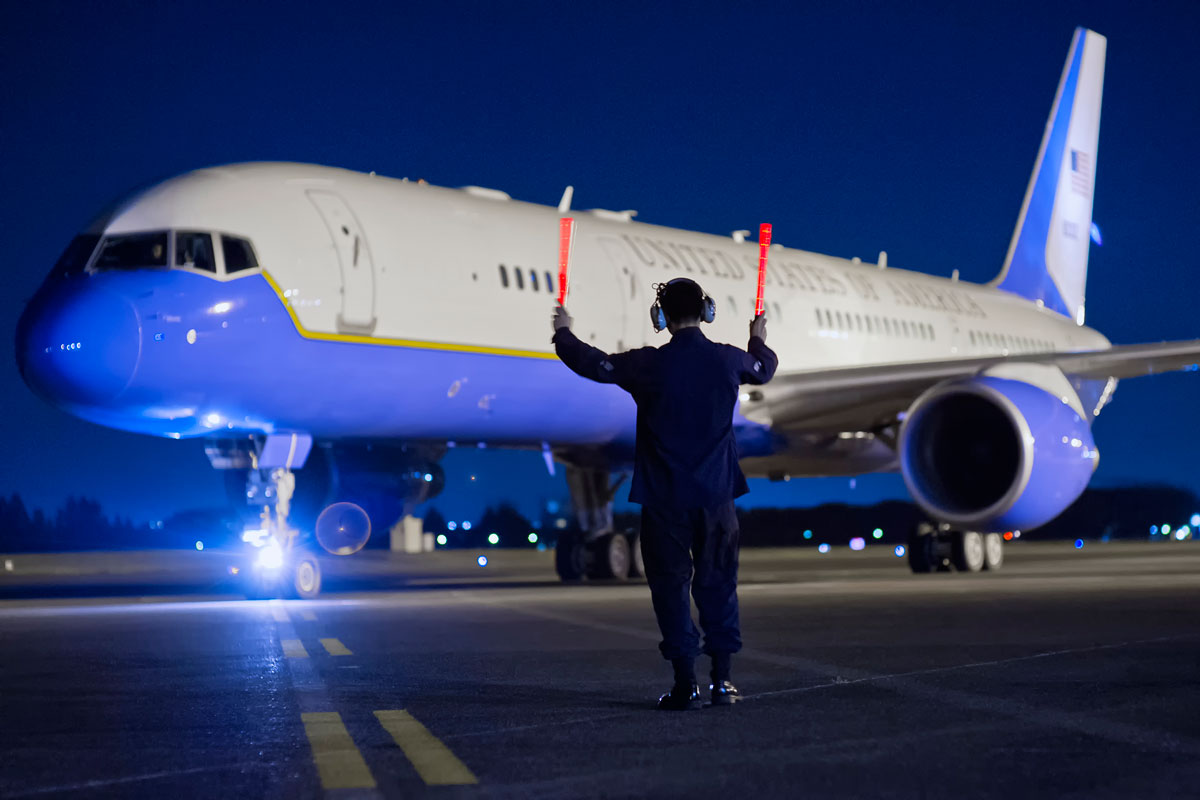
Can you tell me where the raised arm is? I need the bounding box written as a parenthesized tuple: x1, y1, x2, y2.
(551, 306, 638, 389)
(738, 314, 779, 385)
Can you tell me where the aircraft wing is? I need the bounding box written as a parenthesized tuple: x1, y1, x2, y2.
(746, 339, 1200, 434)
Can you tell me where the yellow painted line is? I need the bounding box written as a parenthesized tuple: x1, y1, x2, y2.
(320, 638, 353, 656)
(271, 607, 290, 623)
(300, 711, 377, 790)
(299, 609, 317, 621)
(374, 709, 478, 785)
(281, 639, 309, 658)
(262, 270, 557, 360)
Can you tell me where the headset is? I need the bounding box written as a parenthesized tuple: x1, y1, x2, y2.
(650, 277, 716, 333)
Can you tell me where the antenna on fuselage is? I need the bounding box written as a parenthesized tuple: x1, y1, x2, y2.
(558, 186, 574, 214)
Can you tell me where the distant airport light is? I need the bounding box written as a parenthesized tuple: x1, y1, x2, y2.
(462, 521, 472, 531)
(528, 533, 538, 544)
(1013, 531, 1022, 539)
(871, 528, 883, 539)
(1090, 222, 1103, 246)
(1191, 514, 1200, 528)
(817, 543, 830, 554)
(477, 555, 488, 567)
(1163, 524, 1172, 535)
(206, 413, 222, 426)
(802, 529, 813, 539)
(447, 521, 457, 531)
(1149, 525, 1158, 536)
(194, 540, 204, 551)
(1074, 539, 1084, 549)
(849, 537, 865, 551)
(436, 534, 447, 546)
(487, 533, 500, 545)
(1177, 526, 1191, 541)
(555, 518, 567, 529)
(423, 473, 433, 483)
(894, 545, 906, 557)
(1003, 531, 1014, 541)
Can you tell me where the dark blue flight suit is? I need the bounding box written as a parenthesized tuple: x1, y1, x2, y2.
(553, 325, 779, 664)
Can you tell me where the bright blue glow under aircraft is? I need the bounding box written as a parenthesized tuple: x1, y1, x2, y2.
(15, 28, 1200, 594)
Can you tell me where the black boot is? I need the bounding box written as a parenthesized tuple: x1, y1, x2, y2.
(709, 652, 741, 706)
(658, 683, 703, 711)
(658, 657, 702, 710)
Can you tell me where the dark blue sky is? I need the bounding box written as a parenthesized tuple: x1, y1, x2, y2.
(1, 1, 1197, 524)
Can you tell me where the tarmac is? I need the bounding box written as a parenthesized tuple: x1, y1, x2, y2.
(1, 540, 1198, 798)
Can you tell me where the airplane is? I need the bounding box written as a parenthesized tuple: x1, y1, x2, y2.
(15, 27, 1200, 596)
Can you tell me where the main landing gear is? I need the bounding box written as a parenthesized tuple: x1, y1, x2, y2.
(907, 521, 1004, 574)
(555, 464, 644, 582)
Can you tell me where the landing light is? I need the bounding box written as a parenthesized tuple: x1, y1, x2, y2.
(209, 301, 233, 314)
(256, 540, 284, 570)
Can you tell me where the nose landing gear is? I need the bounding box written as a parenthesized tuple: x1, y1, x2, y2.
(908, 522, 1005, 574)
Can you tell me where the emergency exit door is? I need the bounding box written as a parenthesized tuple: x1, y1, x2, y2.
(306, 190, 377, 334)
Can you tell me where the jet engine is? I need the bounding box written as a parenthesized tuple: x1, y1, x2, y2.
(899, 369, 1099, 532)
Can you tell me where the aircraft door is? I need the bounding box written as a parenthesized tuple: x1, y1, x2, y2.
(598, 236, 646, 350)
(306, 190, 377, 334)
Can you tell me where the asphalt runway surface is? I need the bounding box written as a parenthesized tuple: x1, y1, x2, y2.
(2, 541, 1198, 798)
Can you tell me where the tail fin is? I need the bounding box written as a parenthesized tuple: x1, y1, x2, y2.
(991, 27, 1106, 325)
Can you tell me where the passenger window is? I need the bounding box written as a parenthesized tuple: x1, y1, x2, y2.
(530, 270, 538, 291)
(221, 235, 259, 272)
(499, 264, 509, 288)
(515, 268, 524, 290)
(176, 232, 215, 272)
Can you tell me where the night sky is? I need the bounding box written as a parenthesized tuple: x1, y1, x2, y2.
(2, 1, 1197, 525)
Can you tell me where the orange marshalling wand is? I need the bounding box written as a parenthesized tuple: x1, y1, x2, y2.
(558, 217, 576, 305)
(755, 223, 772, 317)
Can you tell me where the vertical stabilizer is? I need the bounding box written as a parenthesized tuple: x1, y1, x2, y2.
(991, 28, 1105, 324)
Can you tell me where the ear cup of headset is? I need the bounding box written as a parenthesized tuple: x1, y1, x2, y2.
(702, 295, 716, 323)
(650, 304, 667, 332)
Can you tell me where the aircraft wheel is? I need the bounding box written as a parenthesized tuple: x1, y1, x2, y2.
(982, 533, 1004, 570)
(629, 534, 645, 578)
(907, 523, 935, 573)
(292, 557, 322, 599)
(588, 533, 631, 581)
(555, 530, 587, 582)
(951, 531, 985, 572)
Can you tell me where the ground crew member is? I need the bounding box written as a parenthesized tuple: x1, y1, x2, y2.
(552, 277, 778, 709)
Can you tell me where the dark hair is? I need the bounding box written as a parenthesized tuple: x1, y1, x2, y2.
(660, 279, 704, 324)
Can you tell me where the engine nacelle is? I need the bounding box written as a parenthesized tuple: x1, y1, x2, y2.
(899, 372, 1099, 531)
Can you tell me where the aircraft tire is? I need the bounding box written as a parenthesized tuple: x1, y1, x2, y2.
(587, 533, 631, 581)
(555, 531, 587, 582)
(951, 531, 985, 572)
(907, 523, 935, 573)
(629, 534, 645, 578)
(982, 533, 1004, 570)
(292, 557, 322, 599)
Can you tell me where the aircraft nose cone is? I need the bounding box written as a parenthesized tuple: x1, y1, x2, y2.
(15, 285, 141, 407)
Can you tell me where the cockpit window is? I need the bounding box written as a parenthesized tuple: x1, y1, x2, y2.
(175, 232, 216, 272)
(221, 235, 259, 272)
(51, 234, 102, 279)
(94, 231, 169, 270)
